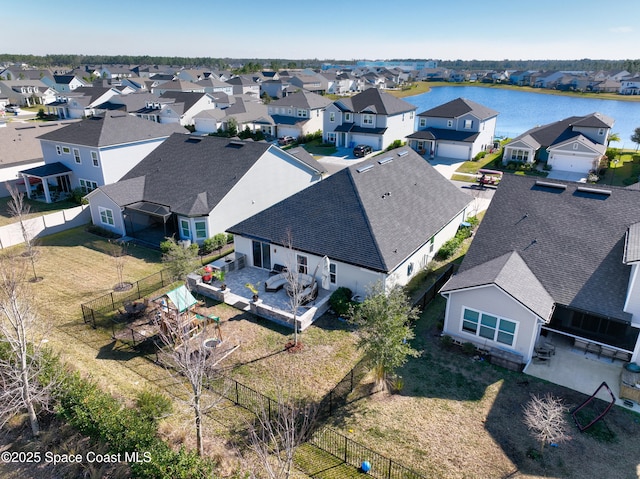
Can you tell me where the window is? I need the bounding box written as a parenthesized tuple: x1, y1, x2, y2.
(410, 111, 414, 120)
(62, 146, 71, 154)
(464, 119, 473, 129)
(99, 207, 114, 226)
(91, 151, 99, 167)
(194, 221, 207, 239)
(329, 112, 335, 122)
(419, 118, 426, 128)
(56, 145, 62, 155)
(573, 143, 579, 150)
(362, 114, 374, 125)
(329, 263, 336, 284)
(447, 120, 453, 128)
(73, 148, 81, 164)
(180, 219, 190, 239)
(297, 109, 308, 118)
(345, 112, 352, 122)
(252, 240, 271, 269)
(461, 308, 517, 346)
(407, 262, 414, 276)
(509, 149, 529, 162)
(327, 132, 336, 143)
(429, 236, 435, 253)
(79, 179, 98, 193)
(297, 254, 308, 274)
(598, 128, 605, 135)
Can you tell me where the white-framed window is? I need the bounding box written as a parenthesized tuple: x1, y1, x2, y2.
(464, 119, 473, 129)
(73, 148, 81, 164)
(79, 179, 98, 193)
(296, 254, 308, 274)
(447, 120, 453, 128)
(509, 149, 529, 162)
(329, 263, 336, 284)
(410, 111, 414, 120)
(598, 128, 605, 135)
(180, 219, 190, 239)
(98, 206, 114, 226)
(345, 112, 352, 122)
(288, 108, 292, 115)
(91, 151, 99, 167)
(62, 146, 71, 154)
(56, 145, 62, 155)
(329, 112, 335, 122)
(461, 307, 517, 346)
(194, 220, 207, 239)
(429, 236, 435, 253)
(407, 262, 414, 276)
(419, 118, 427, 128)
(362, 114, 374, 125)
(327, 132, 336, 143)
(297, 109, 308, 118)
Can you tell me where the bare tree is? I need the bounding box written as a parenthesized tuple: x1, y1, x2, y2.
(243, 370, 317, 479)
(156, 286, 237, 456)
(109, 239, 130, 291)
(523, 393, 571, 455)
(0, 258, 57, 436)
(6, 182, 40, 282)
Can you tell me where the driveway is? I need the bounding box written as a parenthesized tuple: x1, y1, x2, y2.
(545, 170, 587, 183)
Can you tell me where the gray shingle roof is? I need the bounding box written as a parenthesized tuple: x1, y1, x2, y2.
(269, 90, 332, 110)
(229, 148, 471, 273)
(108, 135, 322, 217)
(37, 113, 183, 147)
(335, 88, 416, 115)
(418, 97, 498, 120)
(446, 174, 640, 322)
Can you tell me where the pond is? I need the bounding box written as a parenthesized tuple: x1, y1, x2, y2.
(405, 86, 640, 148)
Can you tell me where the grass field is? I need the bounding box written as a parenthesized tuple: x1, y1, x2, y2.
(323, 296, 640, 479)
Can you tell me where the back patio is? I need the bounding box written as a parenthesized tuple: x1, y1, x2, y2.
(187, 252, 331, 332)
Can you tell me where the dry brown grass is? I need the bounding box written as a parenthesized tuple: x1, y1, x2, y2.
(324, 296, 640, 479)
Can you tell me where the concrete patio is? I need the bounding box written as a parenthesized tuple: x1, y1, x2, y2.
(524, 332, 640, 413)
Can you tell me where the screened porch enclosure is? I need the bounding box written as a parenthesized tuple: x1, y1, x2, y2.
(123, 202, 175, 246)
(546, 305, 638, 352)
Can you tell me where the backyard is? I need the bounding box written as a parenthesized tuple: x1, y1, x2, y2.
(2, 225, 640, 478)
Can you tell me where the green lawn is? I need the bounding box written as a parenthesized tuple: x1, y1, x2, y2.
(600, 152, 640, 187)
(302, 138, 337, 156)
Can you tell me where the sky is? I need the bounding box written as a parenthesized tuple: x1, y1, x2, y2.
(2, 0, 638, 61)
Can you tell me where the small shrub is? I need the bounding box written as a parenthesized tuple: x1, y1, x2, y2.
(543, 163, 552, 171)
(466, 215, 479, 227)
(226, 233, 234, 244)
(159, 237, 175, 254)
(70, 187, 88, 205)
(474, 151, 487, 161)
(136, 389, 172, 423)
(385, 139, 404, 151)
(441, 335, 453, 348)
(329, 287, 353, 316)
(86, 224, 121, 239)
(436, 237, 462, 260)
(462, 342, 476, 355)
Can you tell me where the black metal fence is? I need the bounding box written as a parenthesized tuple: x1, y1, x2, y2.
(316, 358, 370, 420)
(413, 263, 456, 311)
(80, 269, 171, 329)
(310, 427, 426, 479)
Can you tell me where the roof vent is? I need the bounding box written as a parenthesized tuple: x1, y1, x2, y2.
(576, 186, 611, 196)
(397, 150, 409, 157)
(228, 140, 245, 148)
(535, 180, 567, 190)
(378, 157, 393, 165)
(356, 164, 374, 173)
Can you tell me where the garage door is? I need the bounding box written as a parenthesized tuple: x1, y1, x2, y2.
(550, 155, 591, 173)
(436, 142, 470, 160)
(350, 134, 377, 149)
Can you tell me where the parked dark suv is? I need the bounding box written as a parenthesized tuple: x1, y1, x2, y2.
(353, 144, 372, 157)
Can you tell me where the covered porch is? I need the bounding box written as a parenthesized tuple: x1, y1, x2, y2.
(19, 162, 72, 203)
(123, 202, 175, 247)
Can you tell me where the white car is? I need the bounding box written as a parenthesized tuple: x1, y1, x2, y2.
(4, 105, 21, 113)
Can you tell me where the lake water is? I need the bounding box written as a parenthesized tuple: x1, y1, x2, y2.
(405, 86, 640, 148)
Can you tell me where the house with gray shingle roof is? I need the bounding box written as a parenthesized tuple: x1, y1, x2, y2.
(323, 88, 417, 152)
(267, 90, 331, 140)
(19, 114, 183, 203)
(407, 97, 498, 161)
(228, 147, 472, 298)
(193, 98, 274, 136)
(85, 134, 325, 246)
(440, 174, 640, 370)
(502, 112, 613, 175)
